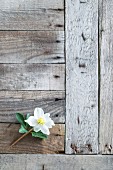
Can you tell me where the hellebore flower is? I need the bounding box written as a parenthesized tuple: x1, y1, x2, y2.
(25, 107, 55, 135)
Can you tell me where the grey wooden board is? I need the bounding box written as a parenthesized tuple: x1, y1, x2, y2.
(0, 64, 65, 90)
(0, 91, 65, 123)
(0, 0, 64, 30)
(99, 0, 113, 154)
(66, 0, 98, 154)
(0, 31, 64, 63)
(0, 155, 113, 170)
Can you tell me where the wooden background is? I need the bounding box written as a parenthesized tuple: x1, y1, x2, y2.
(0, 0, 113, 169)
(0, 0, 65, 154)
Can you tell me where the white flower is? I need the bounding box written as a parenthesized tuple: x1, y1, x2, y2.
(25, 108, 55, 135)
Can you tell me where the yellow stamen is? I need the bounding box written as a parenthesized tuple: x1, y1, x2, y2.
(37, 118, 45, 125)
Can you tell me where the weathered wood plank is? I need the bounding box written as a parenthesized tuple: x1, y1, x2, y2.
(0, 155, 113, 170)
(0, 31, 64, 64)
(0, 64, 65, 90)
(66, 0, 98, 154)
(45, 160, 113, 170)
(0, 0, 64, 30)
(0, 123, 64, 154)
(0, 91, 65, 123)
(99, 0, 113, 154)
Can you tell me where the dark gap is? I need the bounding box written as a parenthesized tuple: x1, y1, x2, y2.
(81, 32, 86, 41)
(53, 75, 60, 78)
(55, 24, 64, 28)
(55, 114, 58, 117)
(98, 0, 102, 154)
(79, 63, 86, 68)
(49, 8, 64, 12)
(54, 56, 62, 59)
(56, 40, 61, 43)
(64, 0, 66, 155)
(55, 98, 62, 101)
(80, 1, 87, 3)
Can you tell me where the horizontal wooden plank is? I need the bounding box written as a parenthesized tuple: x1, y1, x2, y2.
(0, 91, 65, 123)
(0, 123, 64, 154)
(0, 31, 64, 64)
(0, 155, 113, 170)
(0, 0, 64, 30)
(0, 64, 65, 90)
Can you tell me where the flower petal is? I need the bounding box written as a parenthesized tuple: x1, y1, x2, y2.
(25, 116, 37, 127)
(44, 113, 50, 118)
(40, 125, 50, 135)
(45, 119, 55, 128)
(34, 125, 41, 132)
(44, 113, 51, 122)
(34, 107, 44, 119)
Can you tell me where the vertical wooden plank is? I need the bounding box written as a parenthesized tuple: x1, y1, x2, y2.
(66, 0, 98, 154)
(99, 0, 113, 154)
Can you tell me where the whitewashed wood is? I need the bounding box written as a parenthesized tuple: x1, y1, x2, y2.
(0, 0, 64, 30)
(66, 0, 98, 154)
(0, 31, 64, 63)
(0, 155, 113, 170)
(0, 91, 65, 123)
(0, 123, 64, 154)
(0, 64, 65, 90)
(99, 0, 113, 154)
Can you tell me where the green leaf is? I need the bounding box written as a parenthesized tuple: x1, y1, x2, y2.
(26, 113, 30, 120)
(19, 125, 28, 133)
(16, 113, 26, 128)
(25, 113, 31, 129)
(32, 131, 47, 139)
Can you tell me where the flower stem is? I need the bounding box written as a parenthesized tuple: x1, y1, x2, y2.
(10, 128, 33, 147)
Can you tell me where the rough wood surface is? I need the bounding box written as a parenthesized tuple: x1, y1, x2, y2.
(0, 155, 113, 170)
(0, 91, 65, 123)
(99, 0, 113, 154)
(0, 64, 65, 90)
(66, 0, 98, 154)
(0, 123, 64, 154)
(0, 0, 64, 30)
(0, 31, 64, 63)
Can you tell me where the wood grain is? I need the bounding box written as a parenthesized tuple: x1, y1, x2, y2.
(0, 31, 64, 64)
(0, 155, 113, 170)
(66, 0, 98, 154)
(0, 64, 65, 90)
(0, 0, 64, 30)
(0, 91, 65, 123)
(0, 123, 64, 154)
(99, 0, 113, 154)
